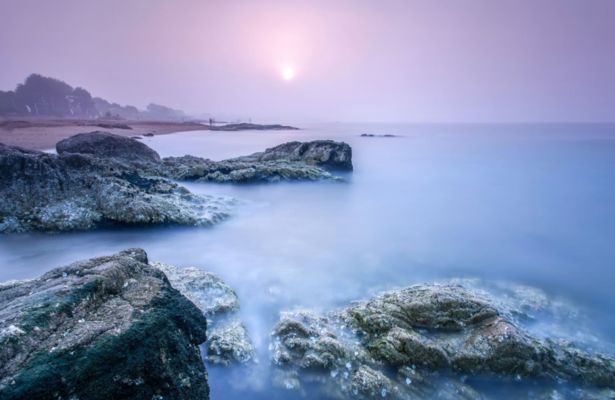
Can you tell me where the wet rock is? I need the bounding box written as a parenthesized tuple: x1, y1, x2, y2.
(271, 281, 615, 399)
(56, 131, 160, 163)
(152, 263, 240, 316)
(207, 320, 254, 365)
(161, 156, 340, 183)
(1, 133, 353, 232)
(153, 262, 254, 366)
(360, 133, 399, 138)
(0, 249, 209, 400)
(209, 123, 299, 131)
(240, 140, 353, 171)
(270, 310, 482, 399)
(0, 142, 232, 233)
(160, 140, 353, 183)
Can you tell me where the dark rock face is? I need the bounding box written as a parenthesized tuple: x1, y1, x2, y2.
(271, 282, 615, 399)
(0, 142, 230, 233)
(56, 131, 160, 163)
(0, 249, 210, 400)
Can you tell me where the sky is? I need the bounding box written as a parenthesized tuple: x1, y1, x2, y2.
(0, 0, 614, 123)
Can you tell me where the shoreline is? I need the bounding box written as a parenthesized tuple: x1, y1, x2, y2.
(0, 118, 210, 150)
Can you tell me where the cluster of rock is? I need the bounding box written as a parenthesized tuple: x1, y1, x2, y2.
(161, 140, 353, 183)
(0, 131, 353, 232)
(0, 249, 210, 400)
(1, 249, 614, 399)
(270, 282, 615, 399)
(152, 262, 254, 366)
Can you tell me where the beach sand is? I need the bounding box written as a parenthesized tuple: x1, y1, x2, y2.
(0, 119, 210, 150)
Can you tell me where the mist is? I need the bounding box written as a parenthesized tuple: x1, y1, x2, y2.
(1, 0, 614, 122)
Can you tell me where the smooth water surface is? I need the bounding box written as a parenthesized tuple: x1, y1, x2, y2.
(2, 123, 615, 398)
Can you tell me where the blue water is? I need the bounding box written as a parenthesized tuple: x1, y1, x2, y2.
(1, 123, 615, 398)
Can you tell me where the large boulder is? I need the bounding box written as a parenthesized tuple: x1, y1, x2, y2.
(0, 143, 231, 233)
(0, 249, 210, 400)
(56, 131, 161, 163)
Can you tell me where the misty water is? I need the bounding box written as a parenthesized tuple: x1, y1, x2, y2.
(2, 123, 615, 398)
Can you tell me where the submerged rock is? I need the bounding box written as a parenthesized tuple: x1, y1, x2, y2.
(0, 142, 231, 233)
(271, 281, 615, 399)
(153, 262, 255, 366)
(0, 249, 210, 400)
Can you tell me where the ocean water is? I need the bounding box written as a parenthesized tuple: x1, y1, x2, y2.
(2, 123, 615, 398)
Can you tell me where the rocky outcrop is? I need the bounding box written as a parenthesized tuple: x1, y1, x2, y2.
(56, 131, 160, 163)
(152, 262, 255, 366)
(239, 140, 353, 170)
(1, 132, 352, 232)
(0, 249, 210, 400)
(360, 133, 399, 138)
(271, 281, 615, 399)
(0, 143, 231, 233)
(160, 140, 353, 183)
(209, 123, 299, 131)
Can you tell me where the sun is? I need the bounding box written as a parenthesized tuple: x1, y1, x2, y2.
(281, 66, 295, 81)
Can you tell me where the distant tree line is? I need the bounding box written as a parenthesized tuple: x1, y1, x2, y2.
(0, 74, 186, 121)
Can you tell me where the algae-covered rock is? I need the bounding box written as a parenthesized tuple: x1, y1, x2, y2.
(270, 281, 615, 399)
(0, 249, 209, 400)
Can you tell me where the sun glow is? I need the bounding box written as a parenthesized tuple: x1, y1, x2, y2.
(281, 66, 295, 81)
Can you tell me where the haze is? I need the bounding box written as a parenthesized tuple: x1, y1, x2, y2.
(1, 0, 614, 122)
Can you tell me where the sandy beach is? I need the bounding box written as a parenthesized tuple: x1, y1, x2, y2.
(0, 118, 209, 150)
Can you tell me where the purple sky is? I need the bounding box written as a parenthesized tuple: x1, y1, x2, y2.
(1, 0, 614, 122)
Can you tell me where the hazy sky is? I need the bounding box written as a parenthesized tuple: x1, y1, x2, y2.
(1, 0, 614, 122)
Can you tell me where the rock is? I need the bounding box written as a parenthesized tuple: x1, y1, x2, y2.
(161, 156, 341, 183)
(239, 140, 353, 171)
(56, 131, 160, 163)
(95, 123, 132, 130)
(0, 249, 209, 400)
(360, 134, 399, 138)
(151, 263, 240, 316)
(159, 140, 353, 183)
(270, 310, 483, 400)
(1, 133, 353, 232)
(206, 320, 254, 366)
(270, 281, 615, 399)
(209, 123, 299, 131)
(0, 142, 232, 233)
(152, 262, 255, 366)
(143, 132, 155, 137)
